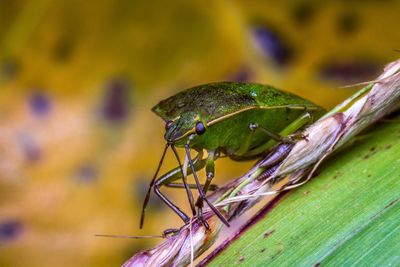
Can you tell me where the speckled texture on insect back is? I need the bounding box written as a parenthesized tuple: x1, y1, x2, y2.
(152, 82, 323, 155)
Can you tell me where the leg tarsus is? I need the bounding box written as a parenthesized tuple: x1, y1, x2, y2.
(197, 208, 210, 230)
(284, 132, 309, 143)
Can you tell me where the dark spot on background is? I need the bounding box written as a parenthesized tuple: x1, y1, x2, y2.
(24, 143, 41, 162)
(20, 134, 41, 163)
(291, 2, 315, 26)
(0, 220, 23, 242)
(227, 67, 252, 82)
(102, 78, 132, 124)
(384, 199, 399, 210)
(337, 11, 359, 36)
(53, 37, 75, 63)
(319, 60, 380, 83)
(251, 25, 292, 66)
(133, 178, 164, 211)
(239, 256, 245, 262)
(76, 164, 98, 183)
(333, 171, 342, 180)
(0, 58, 19, 81)
(363, 147, 378, 160)
(263, 229, 275, 239)
(29, 91, 51, 117)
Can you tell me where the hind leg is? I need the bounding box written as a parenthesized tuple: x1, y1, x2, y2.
(240, 111, 314, 158)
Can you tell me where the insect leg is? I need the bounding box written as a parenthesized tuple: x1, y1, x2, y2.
(150, 152, 207, 224)
(140, 150, 205, 228)
(234, 123, 288, 158)
(162, 228, 180, 237)
(154, 178, 190, 224)
(252, 123, 287, 142)
(140, 143, 169, 229)
(245, 112, 314, 157)
(235, 127, 256, 156)
(152, 153, 208, 191)
(165, 183, 218, 191)
(256, 124, 309, 143)
(155, 151, 207, 189)
(171, 145, 196, 216)
(203, 151, 216, 195)
(184, 144, 230, 227)
(195, 151, 216, 208)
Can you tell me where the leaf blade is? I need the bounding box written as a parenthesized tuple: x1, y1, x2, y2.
(208, 120, 400, 266)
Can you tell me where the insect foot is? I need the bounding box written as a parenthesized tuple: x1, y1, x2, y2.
(283, 132, 309, 143)
(162, 228, 180, 238)
(196, 208, 210, 230)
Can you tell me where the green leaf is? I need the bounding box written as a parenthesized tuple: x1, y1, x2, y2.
(208, 120, 400, 266)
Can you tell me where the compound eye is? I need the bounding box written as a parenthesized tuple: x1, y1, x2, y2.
(165, 120, 173, 131)
(195, 121, 206, 135)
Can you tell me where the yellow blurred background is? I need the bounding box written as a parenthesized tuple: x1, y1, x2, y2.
(0, 1, 399, 266)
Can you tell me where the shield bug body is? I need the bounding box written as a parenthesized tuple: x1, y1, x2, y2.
(140, 82, 324, 228)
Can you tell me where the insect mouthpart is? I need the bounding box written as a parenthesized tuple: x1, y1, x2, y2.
(165, 120, 174, 131)
(164, 126, 180, 143)
(164, 133, 175, 144)
(164, 120, 190, 143)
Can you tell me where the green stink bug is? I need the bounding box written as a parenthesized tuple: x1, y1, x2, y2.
(140, 82, 324, 228)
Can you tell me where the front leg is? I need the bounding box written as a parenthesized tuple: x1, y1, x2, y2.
(155, 151, 206, 190)
(154, 180, 190, 224)
(140, 151, 206, 228)
(161, 151, 218, 191)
